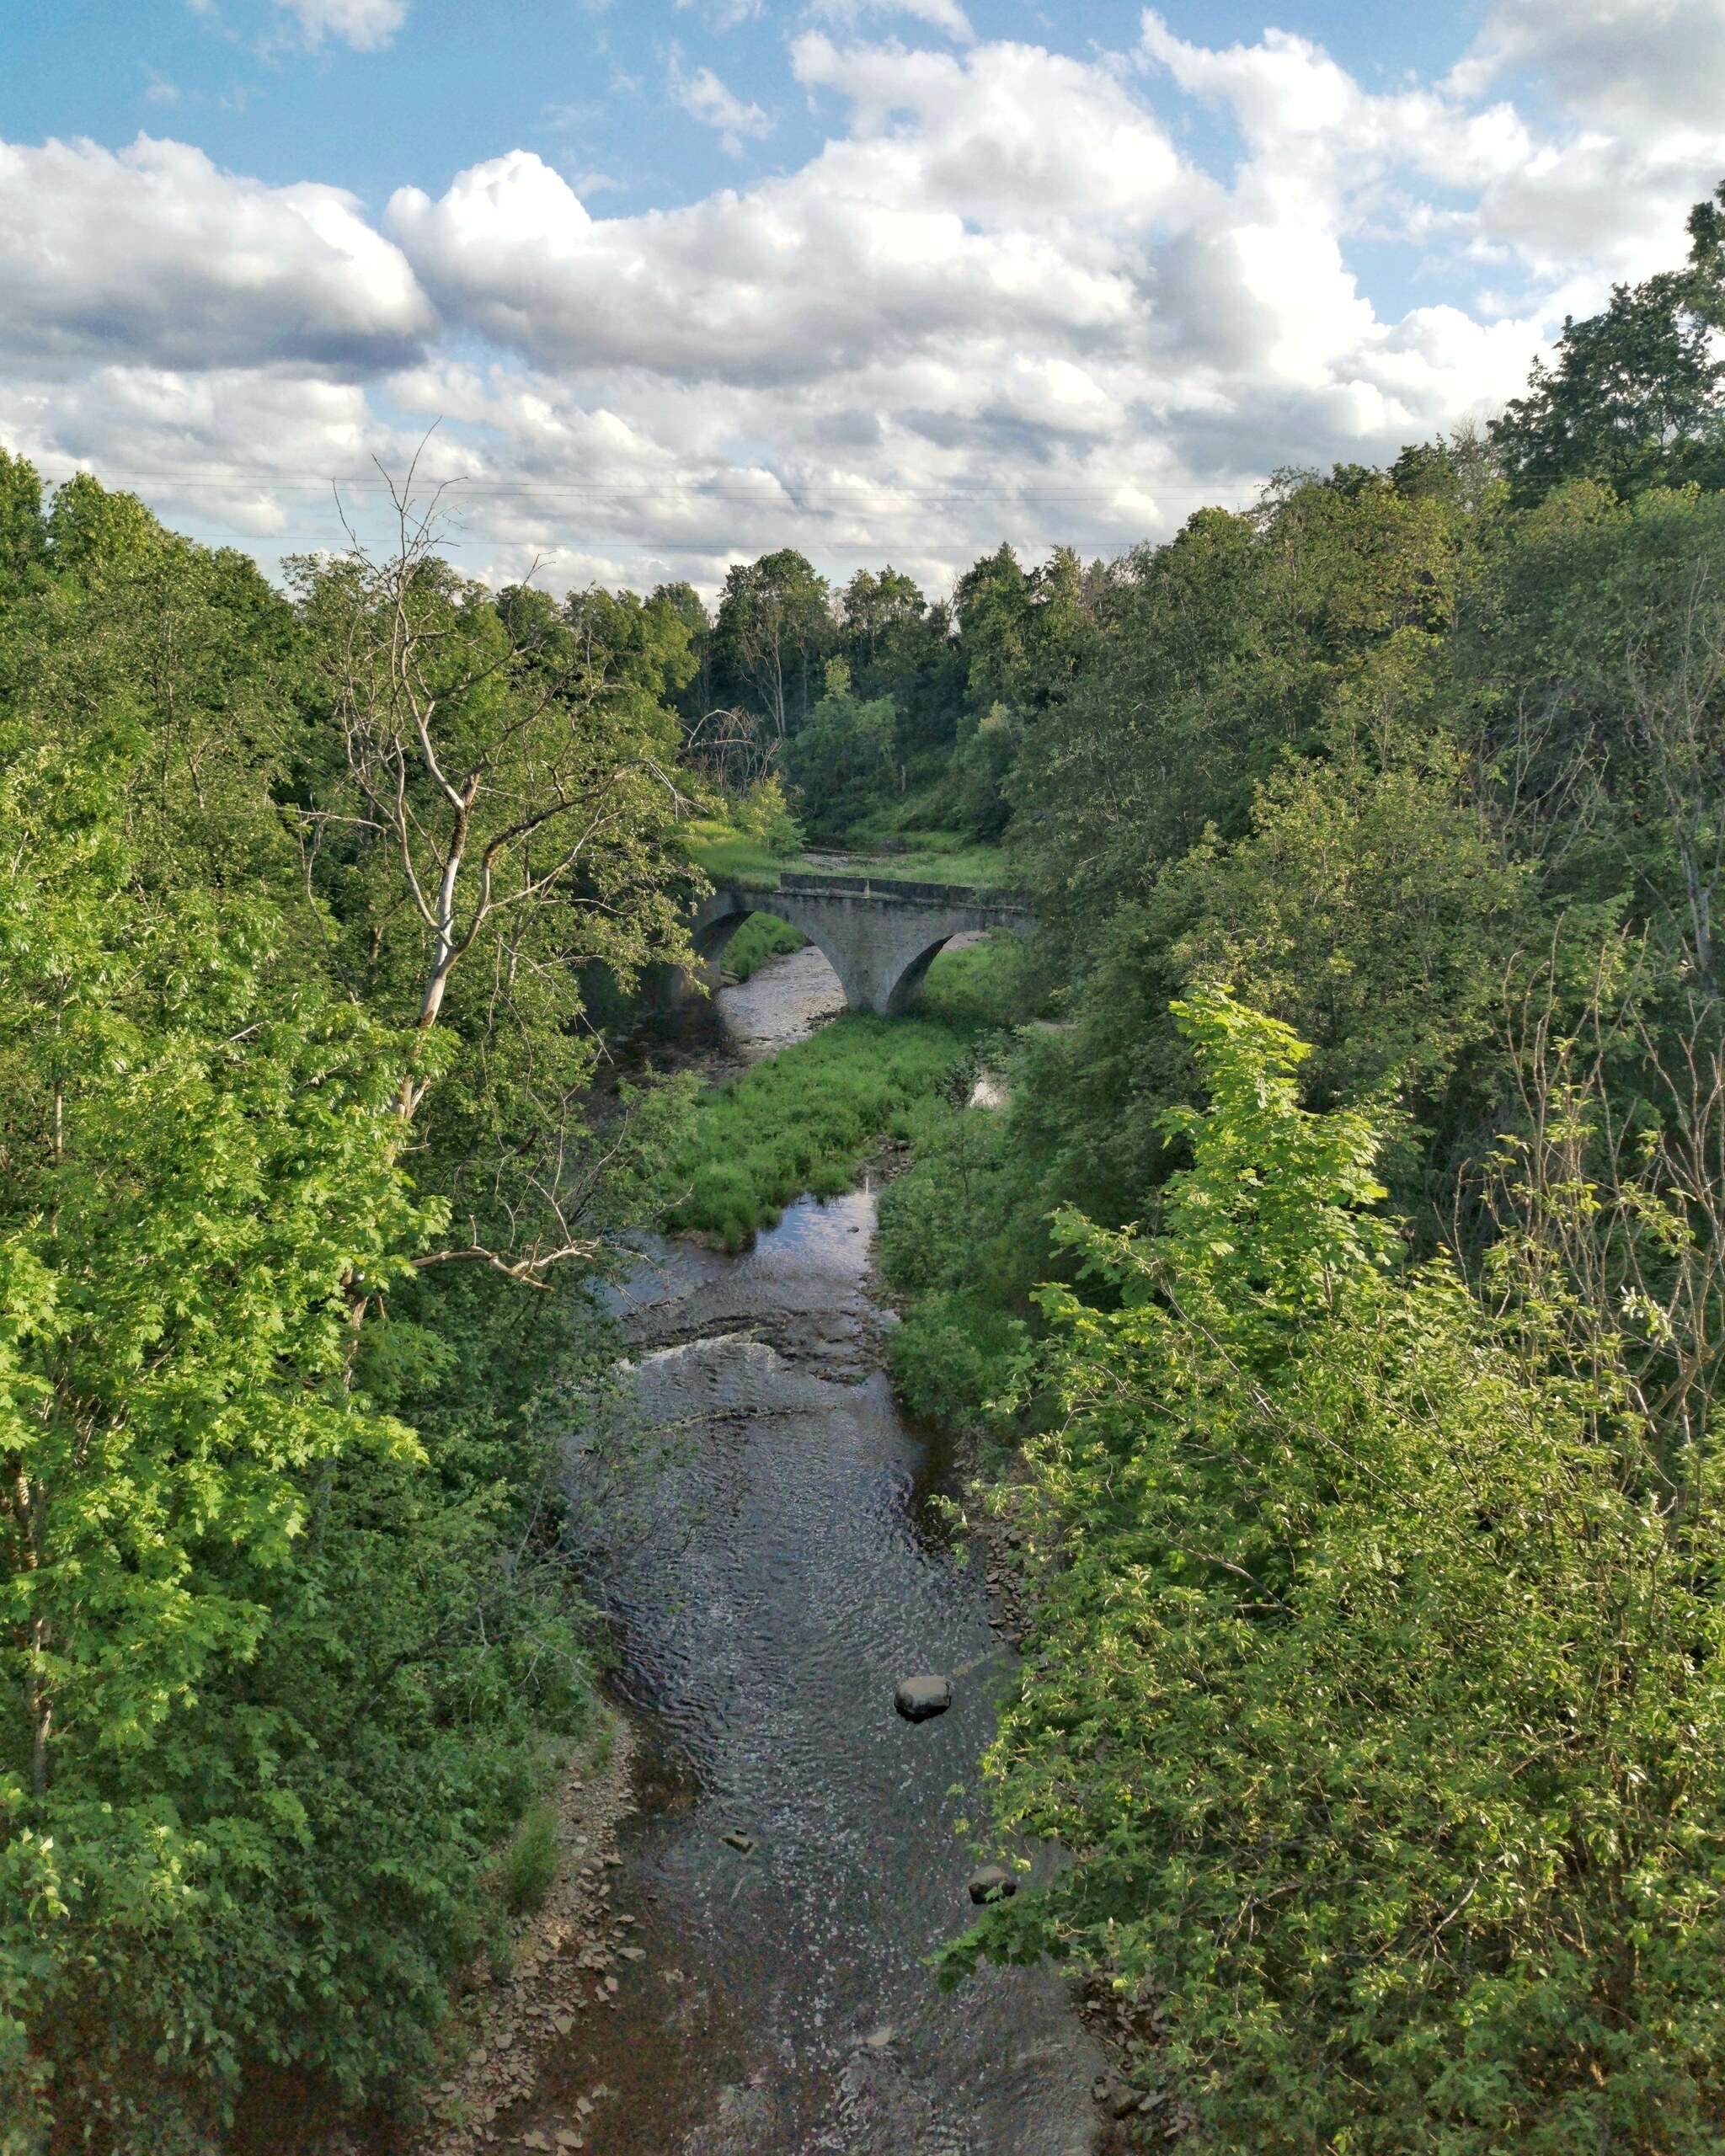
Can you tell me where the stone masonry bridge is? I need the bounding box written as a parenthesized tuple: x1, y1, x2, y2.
(692, 871, 1036, 1015)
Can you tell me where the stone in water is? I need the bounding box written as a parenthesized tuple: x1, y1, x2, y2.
(894, 1673, 952, 1721)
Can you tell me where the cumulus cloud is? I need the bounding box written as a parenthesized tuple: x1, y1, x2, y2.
(0, 134, 433, 376)
(275, 0, 410, 51)
(668, 59, 772, 155)
(5, 0, 1725, 591)
(389, 41, 1184, 389)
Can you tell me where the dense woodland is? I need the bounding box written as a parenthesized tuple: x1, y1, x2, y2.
(7, 184, 1725, 2153)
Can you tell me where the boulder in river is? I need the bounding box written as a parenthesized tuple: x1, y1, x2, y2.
(967, 1865, 1017, 1905)
(894, 1673, 953, 1721)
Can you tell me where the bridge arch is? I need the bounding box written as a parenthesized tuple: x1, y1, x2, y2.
(691, 874, 1035, 1017)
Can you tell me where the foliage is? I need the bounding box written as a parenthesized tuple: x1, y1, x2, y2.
(499, 1804, 561, 1919)
(1492, 183, 1725, 502)
(918, 930, 1037, 1028)
(709, 547, 834, 745)
(1453, 478, 1725, 1001)
(0, 464, 692, 2150)
(719, 911, 809, 981)
(657, 1014, 975, 1249)
(953, 990, 1725, 2151)
(783, 659, 900, 835)
(729, 772, 804, 857)
(878, 1092, 1033, 1428)
(291, 510, 699, 1279)
(679, 817, 790, 887)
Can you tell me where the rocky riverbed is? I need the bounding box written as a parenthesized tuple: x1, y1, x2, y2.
(388, 944, 1112, 2154)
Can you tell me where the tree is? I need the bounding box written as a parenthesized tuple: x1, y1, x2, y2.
(783, 658, 898, 834)
(0, 459, 675, 2150)
(295, 477, 699, 1278)
(1492, 181, 1725, 502)
(1455, 480, 1725, 1004)
(0, 739, 431, 2143)
(710, 547, 833, 745)
(957, 990, 1725, 2152)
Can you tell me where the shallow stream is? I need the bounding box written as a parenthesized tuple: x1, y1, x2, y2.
(527, 947, 1103, 2153)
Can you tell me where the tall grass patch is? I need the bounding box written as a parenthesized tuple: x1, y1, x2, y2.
(722, 911, 808, 979)
(660, 1014, 974, 1247)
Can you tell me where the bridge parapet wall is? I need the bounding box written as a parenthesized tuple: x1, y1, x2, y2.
(774, 869, 1033, 915)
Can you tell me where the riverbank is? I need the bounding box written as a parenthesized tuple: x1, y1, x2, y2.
(408, 1716, 639, 2156)
(437, 942, 1103, 2153)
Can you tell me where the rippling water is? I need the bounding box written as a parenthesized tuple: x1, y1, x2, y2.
(509, 949, 1101, 2153)
(554, 1187, 1098, 2155)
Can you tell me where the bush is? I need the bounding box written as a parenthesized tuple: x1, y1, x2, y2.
(953, 990, 1725, 2152)
(500, 1803, 561, 1917)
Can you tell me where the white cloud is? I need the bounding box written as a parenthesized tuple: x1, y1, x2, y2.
(808, 0, 974, 42)
(7, 0, 1725, 593)
(668, 58, 772, 156)
(0, 135, 433, 376)
(275, 0, 410, 51)
(1451, 0, 1725, 130)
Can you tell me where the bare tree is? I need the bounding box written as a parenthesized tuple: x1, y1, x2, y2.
(295, 455, 700, 1281)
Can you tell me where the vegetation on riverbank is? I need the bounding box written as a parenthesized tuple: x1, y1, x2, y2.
(0, 462, 699, 2153)
(867, 189, 1725, 2149)
(719, 911, 808, 979)
(657, 1012, 971, 1248)
(654, 931, 1032, 1250)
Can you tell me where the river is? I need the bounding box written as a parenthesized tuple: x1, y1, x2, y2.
(543, 946, 1104, 2154)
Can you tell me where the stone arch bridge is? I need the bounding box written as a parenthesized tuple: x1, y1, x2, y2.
(692, 871, 1035, 1016)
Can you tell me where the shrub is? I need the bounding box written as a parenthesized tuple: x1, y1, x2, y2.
(954, 990, 1725, 2152)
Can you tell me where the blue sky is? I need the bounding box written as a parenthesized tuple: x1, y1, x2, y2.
(2, 0, 1721, 594)
(4, 3, 1479, 210)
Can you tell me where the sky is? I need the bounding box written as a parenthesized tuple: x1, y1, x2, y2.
(3, 0, 1724, 599)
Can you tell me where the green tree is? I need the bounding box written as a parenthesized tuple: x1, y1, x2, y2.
(959, 990, 1725, 2152)
(295, 498, 699, 1278)
(710, 547, 833, 744)
(783, 658, 898, 835)
(1492, 182, 1725, 502)
(0, 727, 432, 2146)
(0, 464, 695, 2147)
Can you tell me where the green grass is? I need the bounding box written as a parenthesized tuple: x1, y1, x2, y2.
(659, 1013, 975, 1248)
(921, 929, 1036, 1027)
(681, 817, 791, 887)
(680, 811, 1016, 894)
(855, 840, 1017, 889)
(499, 1802, 559, 1917)
(722, 912, 809, 980)
(801, 832, 1019, 889)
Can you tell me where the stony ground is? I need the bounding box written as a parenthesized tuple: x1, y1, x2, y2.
(410, 1720, 641, 2155)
